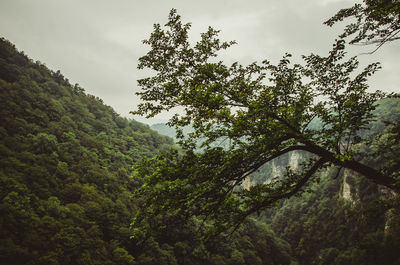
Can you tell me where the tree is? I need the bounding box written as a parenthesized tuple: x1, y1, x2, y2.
(325, 0, 400, 53)
(131, 9, 398, 236)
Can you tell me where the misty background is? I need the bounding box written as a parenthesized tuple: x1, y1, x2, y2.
(0, 0, 398, 124)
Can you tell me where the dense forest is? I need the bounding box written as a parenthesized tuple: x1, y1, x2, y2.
(131, 2, 400, 264)
(1, 1, 400, 264)
(263, 98, 400, 264)
(152, 99, 400, 265)
(0, 38, 298, 265)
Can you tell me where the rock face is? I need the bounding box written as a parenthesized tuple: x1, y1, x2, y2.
(342, 170, 354, 202)
(242, 176, 252, 190)
(243, 151, 303, 189)
(288, 151, 301, 170)
(270, 151, 302, 180)
(340, 169, 398, 237)
(341, 169, 397, 202)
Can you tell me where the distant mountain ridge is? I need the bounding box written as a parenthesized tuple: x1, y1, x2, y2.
(150, 123, 177, 139)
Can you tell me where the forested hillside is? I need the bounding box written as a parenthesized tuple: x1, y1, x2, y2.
(152, 98, 400, 265)
(0, 36, 172, 264)
(0, 38, 297, 265)
(263, 98, 400, 265)
(266, 167, 400, 265)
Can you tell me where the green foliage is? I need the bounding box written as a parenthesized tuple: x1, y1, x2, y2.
(325, 0, 400, 53)
(0, 37, 297, 265)
(261, 102, 400, 264)
(2, 2, 399, 263)
(0, 37, 173, 264)
(265, 167, 400, 265)
(132, 9, 398, 236)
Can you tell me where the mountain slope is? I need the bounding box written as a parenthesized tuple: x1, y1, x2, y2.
(0, 38, 297, 265)
(0, 37, 176, 264)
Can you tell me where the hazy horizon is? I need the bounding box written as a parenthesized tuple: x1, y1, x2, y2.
(1, 0, 398, 125)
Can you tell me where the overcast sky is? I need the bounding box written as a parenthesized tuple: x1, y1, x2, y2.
(0, 0, 398, 124)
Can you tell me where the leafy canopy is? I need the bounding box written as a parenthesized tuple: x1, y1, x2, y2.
(325, 0, 400, 53)
(132, 9, 397, 236)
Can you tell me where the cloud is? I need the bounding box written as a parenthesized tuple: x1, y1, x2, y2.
(0, 0, 396, 124)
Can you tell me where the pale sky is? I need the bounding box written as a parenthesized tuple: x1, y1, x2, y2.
(0, 0, 398, 124)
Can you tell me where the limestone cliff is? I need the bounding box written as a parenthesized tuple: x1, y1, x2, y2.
(243, 151, 304, 189)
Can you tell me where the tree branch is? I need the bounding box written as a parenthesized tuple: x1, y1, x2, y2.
(299, 140, 396, 187)
(244, 157, 327, 217)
